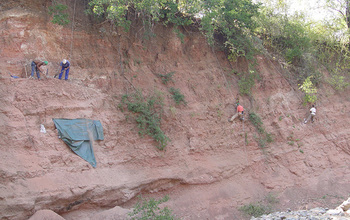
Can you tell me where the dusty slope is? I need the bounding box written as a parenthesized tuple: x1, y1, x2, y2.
(1, 1, 350, 220)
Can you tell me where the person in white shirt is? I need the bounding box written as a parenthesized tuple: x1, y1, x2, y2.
(304, 105, 316, 124)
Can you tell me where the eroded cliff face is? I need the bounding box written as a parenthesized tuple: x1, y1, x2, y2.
(1, 1, 350, 220)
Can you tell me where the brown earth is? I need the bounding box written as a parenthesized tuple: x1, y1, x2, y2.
(1, 1, 350, 220)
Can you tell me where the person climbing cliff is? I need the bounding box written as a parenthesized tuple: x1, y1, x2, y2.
(29, 60, 48, 80)
(304, 105, 316, 124)
(229, 102, 244, 122)
(58, 59, 70, 80)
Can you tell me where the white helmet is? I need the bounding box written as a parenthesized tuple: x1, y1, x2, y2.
(62, 59, 67, 64)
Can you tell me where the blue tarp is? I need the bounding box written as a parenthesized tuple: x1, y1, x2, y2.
(53, 118, 104, 168)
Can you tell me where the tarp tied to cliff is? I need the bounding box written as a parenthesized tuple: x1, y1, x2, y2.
(53, 118, 104, 168)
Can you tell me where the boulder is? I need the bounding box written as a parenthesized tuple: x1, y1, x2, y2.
(28, 210, 65, 220)
(92, 206, 130, 220)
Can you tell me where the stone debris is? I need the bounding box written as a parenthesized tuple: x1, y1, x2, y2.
(252, 198, 350, 220)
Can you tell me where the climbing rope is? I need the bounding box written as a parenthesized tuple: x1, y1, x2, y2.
(117, 38, 136, 93)
(210, 45, 250, 152)
(69, 0, 77, 60)
(265, 55, 303, 103)
(211, 46, 234, 98)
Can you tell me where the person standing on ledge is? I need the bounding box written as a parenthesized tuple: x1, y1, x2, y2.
(59, 59, 70, 80)
(30, 60, 48, 80)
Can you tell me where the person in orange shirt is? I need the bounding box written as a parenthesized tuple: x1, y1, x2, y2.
(229, 103, 244, 122)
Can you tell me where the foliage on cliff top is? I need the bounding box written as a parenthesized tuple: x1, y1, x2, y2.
(87, 0, 261, 60)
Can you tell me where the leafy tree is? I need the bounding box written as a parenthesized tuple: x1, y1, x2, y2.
(87, 0, 261, 58)
(87, 0, 132, 31)
(323, 0, 350, 30)
(256, 3, 312, 64)
(256, 0, 350, 91)
(200, 0, 261, 59)
(87, 0, 196, 32)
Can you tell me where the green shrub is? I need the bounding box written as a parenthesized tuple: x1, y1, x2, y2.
(238, 67, 259, 96)
(285, 47, 302, 63)
(173, 28, 185, 44)
(249, 112, 264, 134)
(48, 2, 70, 26)
(299, 76, 317, 105)
(240, 192, 278, 218)
(128, 195, 178, 220)
(265, 192, 279, 205)
(238, 74, 255, 96)
(249, 112, 273, 149)
(157, 72, 175, 85)
(266, 132, 273, 143)
(239, 203, 270, 218)
(328, 74, 349, 91)
(121, 90, 169, 150)
(169, 88, 186, 105)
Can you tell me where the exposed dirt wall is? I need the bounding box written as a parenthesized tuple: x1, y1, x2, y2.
(1, 1, 350, 220)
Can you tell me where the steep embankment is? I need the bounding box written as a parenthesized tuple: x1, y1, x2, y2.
(1, 1, 350, 220)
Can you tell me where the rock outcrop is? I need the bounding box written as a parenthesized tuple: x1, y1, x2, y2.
(28, 210, 65, 220)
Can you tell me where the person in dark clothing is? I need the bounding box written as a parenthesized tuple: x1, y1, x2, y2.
(59, 59, 70, 80)
(30, 60, 48, 79)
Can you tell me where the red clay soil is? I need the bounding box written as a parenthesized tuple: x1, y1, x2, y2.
(1, 1, 350, 220)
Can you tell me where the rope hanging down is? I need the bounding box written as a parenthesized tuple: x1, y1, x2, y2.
(69, 0, 77, 60)
(211, 46, 248, 147)
(211, 46, 234, 98)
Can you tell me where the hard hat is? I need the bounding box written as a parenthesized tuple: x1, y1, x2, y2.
(62, 59, 67, 64)
(44, 61, 48, 65)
